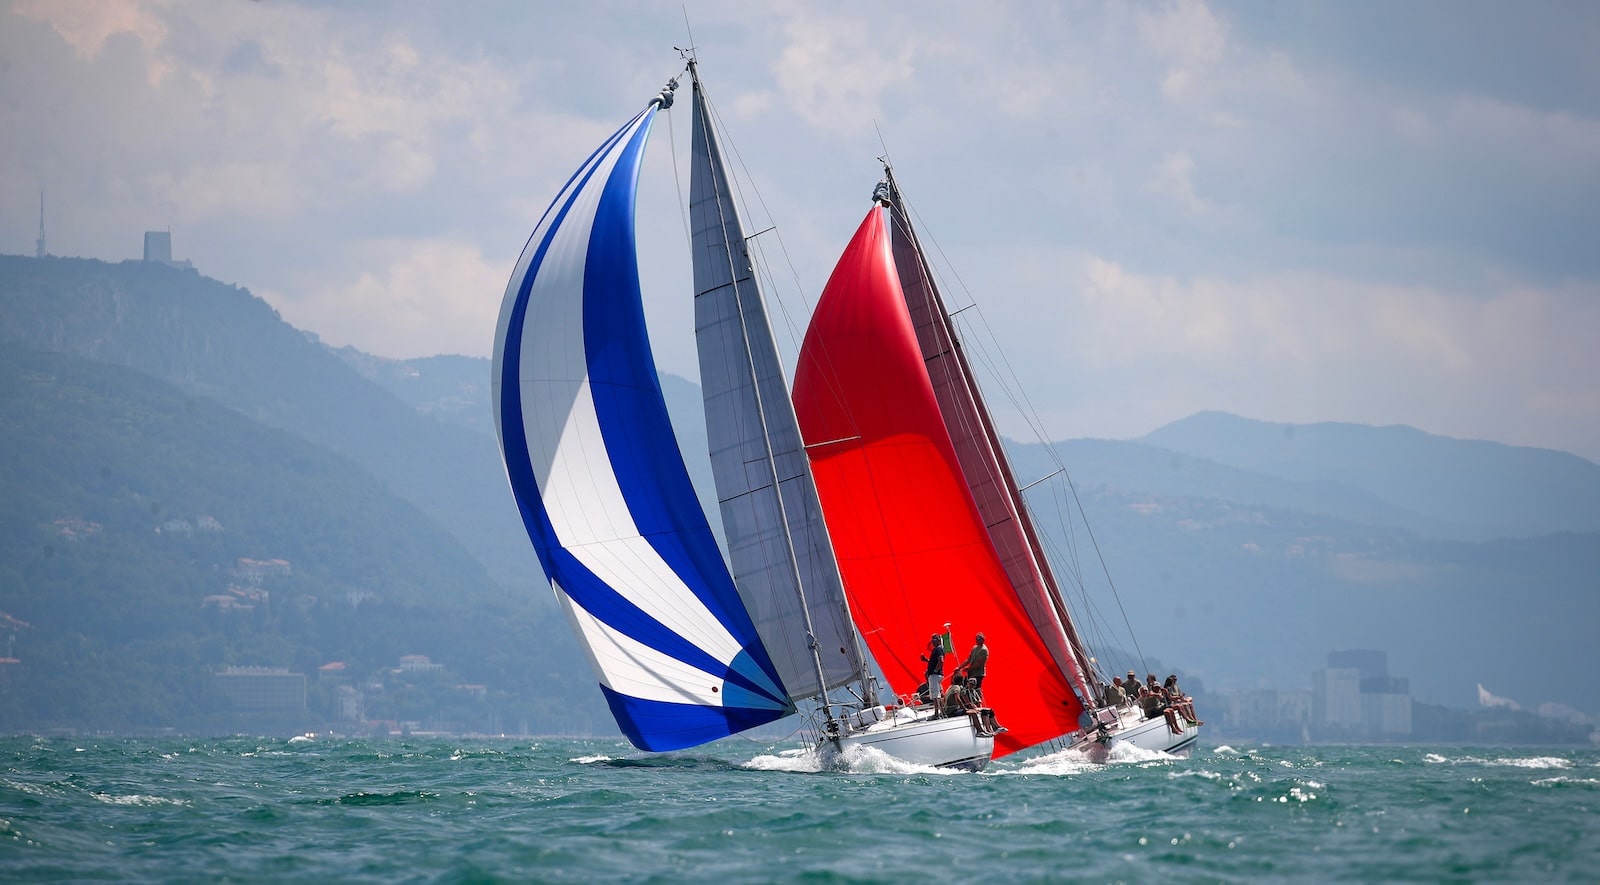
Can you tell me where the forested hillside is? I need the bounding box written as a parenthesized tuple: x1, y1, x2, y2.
(3, 253, 1596, 736)
(0, 255, 537, 586)
(0, 347, 613, 734)
(0, 258, 606, 735)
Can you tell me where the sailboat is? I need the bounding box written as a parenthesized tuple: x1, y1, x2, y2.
(792, 165, 1201, 758)
(491, 60, 994, 770)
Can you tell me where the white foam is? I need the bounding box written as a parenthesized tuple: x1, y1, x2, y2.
(1491, 756, 1571, 769)
(743, 743, 965, 775)
(1009, 739, 1172, 775)
(1167, 768, 1225, 782)
(1009, 749, 1103, 777)
(1532, 776, 1600, 786)
(91, 793, 186, 806)
(569, 754, 613, 764)
(743, 747, 822, 773)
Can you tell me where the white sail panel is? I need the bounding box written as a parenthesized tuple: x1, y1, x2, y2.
(556, 586, 784, 707)
(544, 395, 754, 658)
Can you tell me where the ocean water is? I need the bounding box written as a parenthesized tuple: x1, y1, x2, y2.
(2, 736, 1595, 882)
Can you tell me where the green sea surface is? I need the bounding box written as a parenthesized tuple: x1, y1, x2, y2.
(1, 736, 1595, 882)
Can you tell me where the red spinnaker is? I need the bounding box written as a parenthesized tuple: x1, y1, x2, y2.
(793, 208, 1083, 756)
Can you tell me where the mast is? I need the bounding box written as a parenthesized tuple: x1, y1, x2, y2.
(684, 59, 869, 730)
(879, 165, 1098, 702)
(35, 190, 46, 259)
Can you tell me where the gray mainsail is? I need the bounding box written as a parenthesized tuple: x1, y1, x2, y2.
(882, 168, 1097, 705)
(686, 63, 866, 699)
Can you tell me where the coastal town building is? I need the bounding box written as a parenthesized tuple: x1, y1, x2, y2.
(213, 666, 306, 712)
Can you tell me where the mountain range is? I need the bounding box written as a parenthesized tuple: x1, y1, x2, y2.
(2, 253, 1595, 734)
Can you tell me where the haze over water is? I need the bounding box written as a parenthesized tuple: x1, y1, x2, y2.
(3, 736, 1595, 881)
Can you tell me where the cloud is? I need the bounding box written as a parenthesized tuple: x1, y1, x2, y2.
(1137, 0, 1227, 101)
(958, 248, 1600, 458)
(1148, 150, 1207, 212)
(263, 238, 509, 360)
(12, 0, 165, 60)
(155, 161, 305, 221)
(4, 0, 1597, 463)
(770, 14, 916, 133)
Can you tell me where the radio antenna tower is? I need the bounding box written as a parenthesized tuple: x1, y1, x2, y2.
(35, 190, 47, 258)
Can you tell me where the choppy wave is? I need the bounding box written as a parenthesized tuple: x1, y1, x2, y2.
(1, 738, 1595, 881)
(743, 742, 964, 776)
(1423, 751, 1574, 769)
(88, 792, 188, 806)
(1531, 775, 1600, 787)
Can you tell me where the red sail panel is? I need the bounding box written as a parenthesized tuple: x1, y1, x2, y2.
(793, 207, 1082, 756)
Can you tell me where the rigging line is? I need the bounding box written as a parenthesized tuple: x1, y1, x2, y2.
(887, 181, 1031, 578)
(1039, 487, 1117, 658)
(665, 89, 691, 253)
(697, 91, 815, 358)
(888, 196, 997, 507)
(892, 178, 1098, 696)
(873, 119, 894, 172)
(897, 191, 1060, 469)
(1031, 467, 1117, 641)
(953, 303, 1132, 636)
(1064, 461, 1145, 669)
(1040, 473, 1132, 671)
(678, 7, 697, 62)
(907, 200, 1144, 673)
(960, 303, 1063, 453)
(899, 185, 1060, 458)
(901, 195, 981, 319)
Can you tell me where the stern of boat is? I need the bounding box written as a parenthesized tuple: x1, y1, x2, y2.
(1076, 704, 1202, 756)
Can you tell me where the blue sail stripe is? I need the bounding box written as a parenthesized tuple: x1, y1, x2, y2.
(493, 100, 792, 745)
(545, 545, 788, 704)
(504, 108, 643, 296)
(600, 652, 793, 752)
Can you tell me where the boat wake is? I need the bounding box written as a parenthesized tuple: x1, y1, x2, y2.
(744, 743, 968, 776)
(1014, 740, 1175, 775)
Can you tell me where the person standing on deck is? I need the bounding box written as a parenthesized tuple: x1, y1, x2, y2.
(919, 634, 946, 712)
(962, 633, 989, 692)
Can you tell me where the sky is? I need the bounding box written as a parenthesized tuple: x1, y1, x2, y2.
(3, 0, 1598, 462)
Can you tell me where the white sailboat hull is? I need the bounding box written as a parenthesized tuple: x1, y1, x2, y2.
(1071, 704, 1201, 756)
(828, 706, 996, 771)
